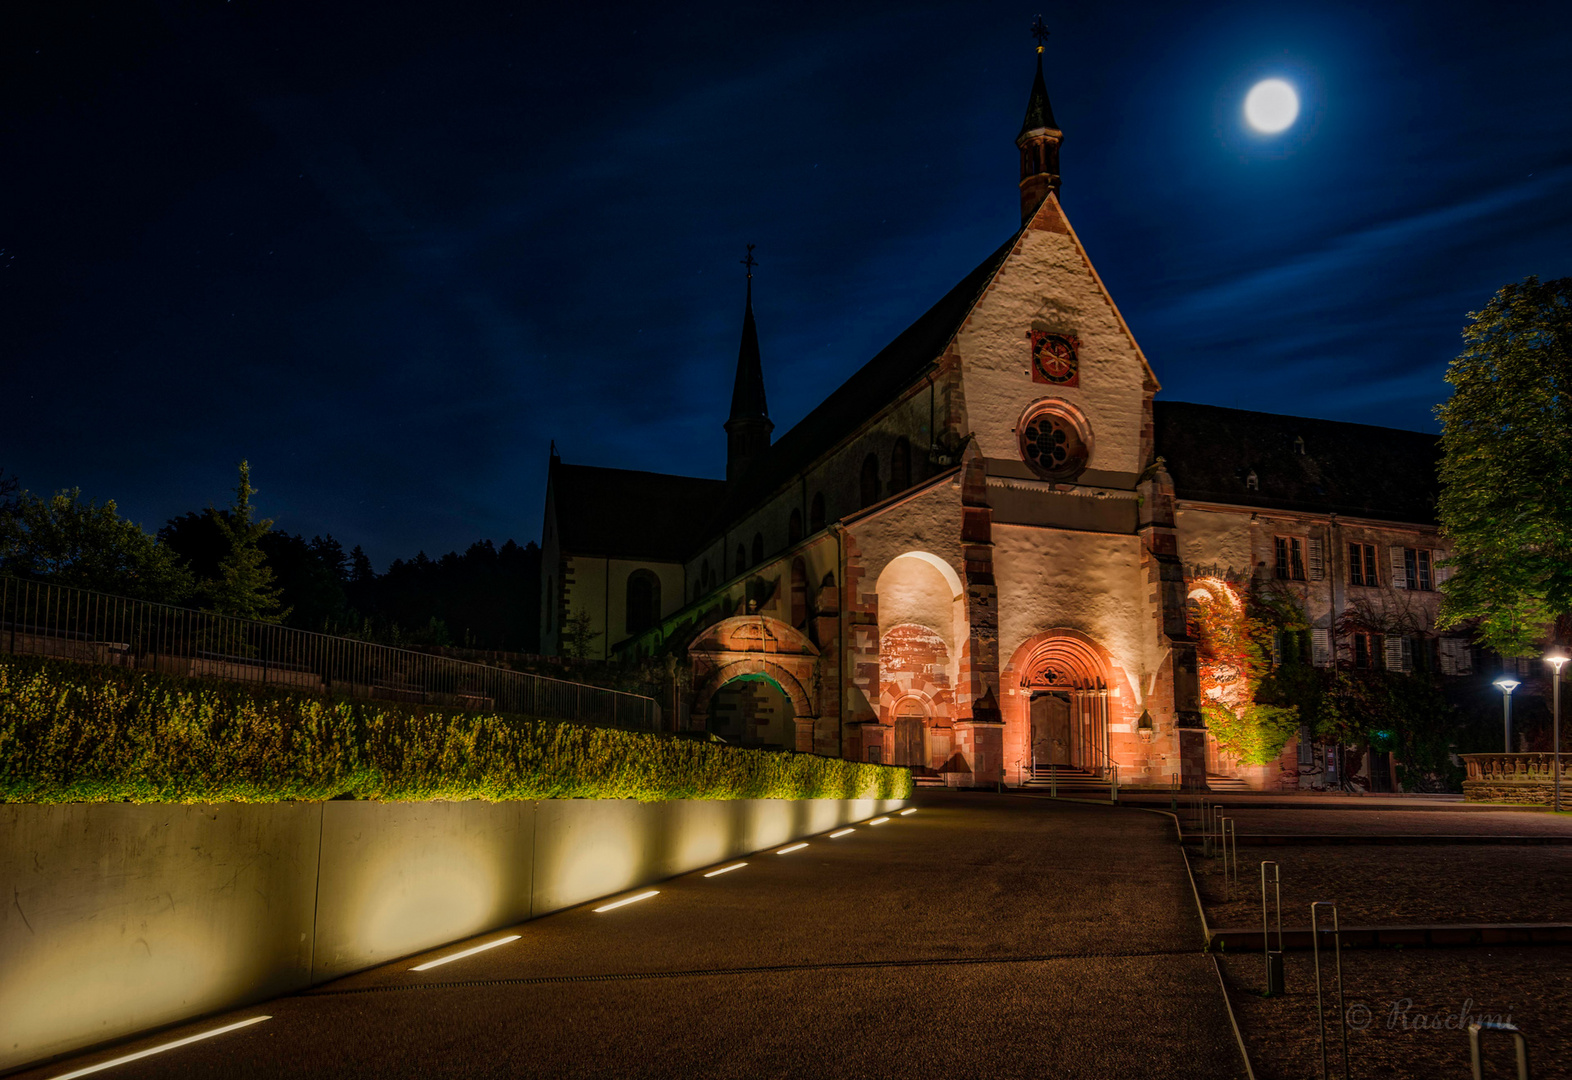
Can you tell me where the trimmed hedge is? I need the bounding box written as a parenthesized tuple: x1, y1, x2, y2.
(0, 655, 911, 804)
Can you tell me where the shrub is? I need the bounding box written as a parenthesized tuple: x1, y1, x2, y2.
(0, 656, 910, 804)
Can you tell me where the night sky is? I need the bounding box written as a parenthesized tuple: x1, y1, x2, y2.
(6, 1, 1571, 568)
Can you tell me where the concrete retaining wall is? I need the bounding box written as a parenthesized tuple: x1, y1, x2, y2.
(0, 795, 905, 1073)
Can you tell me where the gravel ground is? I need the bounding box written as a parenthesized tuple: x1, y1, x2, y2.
(1185, 808, 1572, 837)
(1217, 947, 1572, 1079)
(1193, 845, 1572, 928)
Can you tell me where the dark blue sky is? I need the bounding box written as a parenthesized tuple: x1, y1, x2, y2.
(5, 1, 1570, 568)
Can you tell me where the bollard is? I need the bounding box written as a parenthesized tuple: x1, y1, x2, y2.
(1050, 763, 1057, 799)
(1110, 764, 1119, 805)
(1171, 773, 1178, 812)
(1469, 1020, 1530, 1080)
(1311, 901, 1349, 1080)
(1221, 818, 1238, 897)
(1260, 861, 1284, 996)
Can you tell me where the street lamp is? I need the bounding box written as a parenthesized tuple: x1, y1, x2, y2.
(1493, 676, 1520, 753)
(1547, 647, 1569, 814)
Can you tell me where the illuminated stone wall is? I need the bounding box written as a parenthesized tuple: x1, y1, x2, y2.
(0, 794, 906, 1074)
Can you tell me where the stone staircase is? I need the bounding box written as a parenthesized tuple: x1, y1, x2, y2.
(1020, 764, 1112, 796)
(1205, 774, 1251, 792)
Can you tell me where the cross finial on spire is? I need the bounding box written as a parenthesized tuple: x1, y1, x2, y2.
(741, 243, 758, 279)
(1030, 14, 1049, 54)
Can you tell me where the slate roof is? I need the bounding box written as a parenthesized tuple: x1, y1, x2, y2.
(1153, 401, 1441, 525)
(708, 230, 1022, 527)
(548, 461, 727, 562)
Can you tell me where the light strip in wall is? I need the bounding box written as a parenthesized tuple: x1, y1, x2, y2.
(829, 828, 855, 838)
(594, 890, 659, 912)
(704, 863, 747, 877)
(899, 808, 917, 816)
(409, 934, 521, 971)
(775, 843, 809, 854)
(868, 816, 891, 825)
(48, 1016, 271, 1080)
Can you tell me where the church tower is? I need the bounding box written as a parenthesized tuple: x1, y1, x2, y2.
(724, 245, 773, 484)
(1017, 18, 1063, 223)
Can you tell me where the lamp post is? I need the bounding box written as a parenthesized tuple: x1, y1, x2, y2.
(1547, 647, 1569, 814)
(1493, 677, 1520, 753)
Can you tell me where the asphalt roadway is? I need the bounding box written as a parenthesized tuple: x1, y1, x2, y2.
(23, 793, 1247, 1080)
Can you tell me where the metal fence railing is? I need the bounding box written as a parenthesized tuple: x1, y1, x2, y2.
(0, 575, 658, 731)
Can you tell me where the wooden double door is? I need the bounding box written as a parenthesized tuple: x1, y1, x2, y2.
(1030, 692, 1074, 767)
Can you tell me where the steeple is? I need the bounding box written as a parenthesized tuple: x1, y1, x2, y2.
(724, 244, 773, 484)
(1017, 16, 1063, 223)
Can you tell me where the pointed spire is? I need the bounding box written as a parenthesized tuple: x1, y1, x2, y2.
(724, 244, 773, 484)
(1016, 16, 1064, 222)
(1019, 17, 1059, 136)
(729, 245, 769, 421)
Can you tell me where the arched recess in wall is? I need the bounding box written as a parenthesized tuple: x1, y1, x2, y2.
(705, 673, 796, 749)
(625, 569, 660, 634)
(790, 557, 808, 628)
(810, 492, 826, 532)
(859, 453, 881, 509)
(735, 544, 747, 574)
(874, 551, 966, 690)
(890, 437, 911, 495)
(788, 508, 803, 545)
(1002, 628, 1121, 777)
(751, 532, 764, 566)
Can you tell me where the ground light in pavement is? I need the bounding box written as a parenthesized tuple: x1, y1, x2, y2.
(775, 842, 809, 854)
(899, 808, 917, 816)
(868, 816, 891, 825)
(828, 827, 855, 838)
(703, 863, 747, 877)
(593, 890, 659, 912)
(47, 1016, 270, 1080)
(409, 935, 521, 971)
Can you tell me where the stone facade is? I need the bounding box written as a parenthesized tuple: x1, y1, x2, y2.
(538, 48, 1473, 791)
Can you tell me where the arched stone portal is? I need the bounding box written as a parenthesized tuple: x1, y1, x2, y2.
(688, 616, 820, 752)
(1001, 629, 1133, 787)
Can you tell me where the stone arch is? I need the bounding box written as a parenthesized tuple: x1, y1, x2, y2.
(874, 551, 967, 689)
(692, 659, 814, 726)
(687, 615, 821, 752)
(1000, 628, 1134, 786)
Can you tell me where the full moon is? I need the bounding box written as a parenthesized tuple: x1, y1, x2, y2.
(1244, 79, 1299, 133)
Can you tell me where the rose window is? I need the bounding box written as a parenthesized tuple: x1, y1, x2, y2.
(1018, 405, 1089, 480)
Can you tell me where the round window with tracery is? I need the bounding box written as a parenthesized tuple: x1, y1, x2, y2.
(1018, 404, 1090, 480)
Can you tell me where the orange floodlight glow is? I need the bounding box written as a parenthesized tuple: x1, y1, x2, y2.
(594, 890, 659, 912)
(409, 934, 521, 971)
(704, 863, 747, 877)
(48, 1016, 270, 1080)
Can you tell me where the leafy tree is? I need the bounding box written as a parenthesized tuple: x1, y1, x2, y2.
(207, 461, 288, 622)
(559, 607, 601, 660)
(1436, 276, 1572, 655)
(0, 488, 194, 601)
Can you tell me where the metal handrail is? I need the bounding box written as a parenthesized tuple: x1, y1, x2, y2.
(0, 574, 659, 730)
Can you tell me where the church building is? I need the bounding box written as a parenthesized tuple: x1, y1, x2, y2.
(539, 39, 1466, 791)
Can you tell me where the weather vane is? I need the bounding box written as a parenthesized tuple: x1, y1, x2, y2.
(1031, 15, 1050, 53)
(741, 243, 758, 279)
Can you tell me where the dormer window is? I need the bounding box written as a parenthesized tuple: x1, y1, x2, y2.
(1293, 436, 1305, 455)
(1246, 470, 1259, 491)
